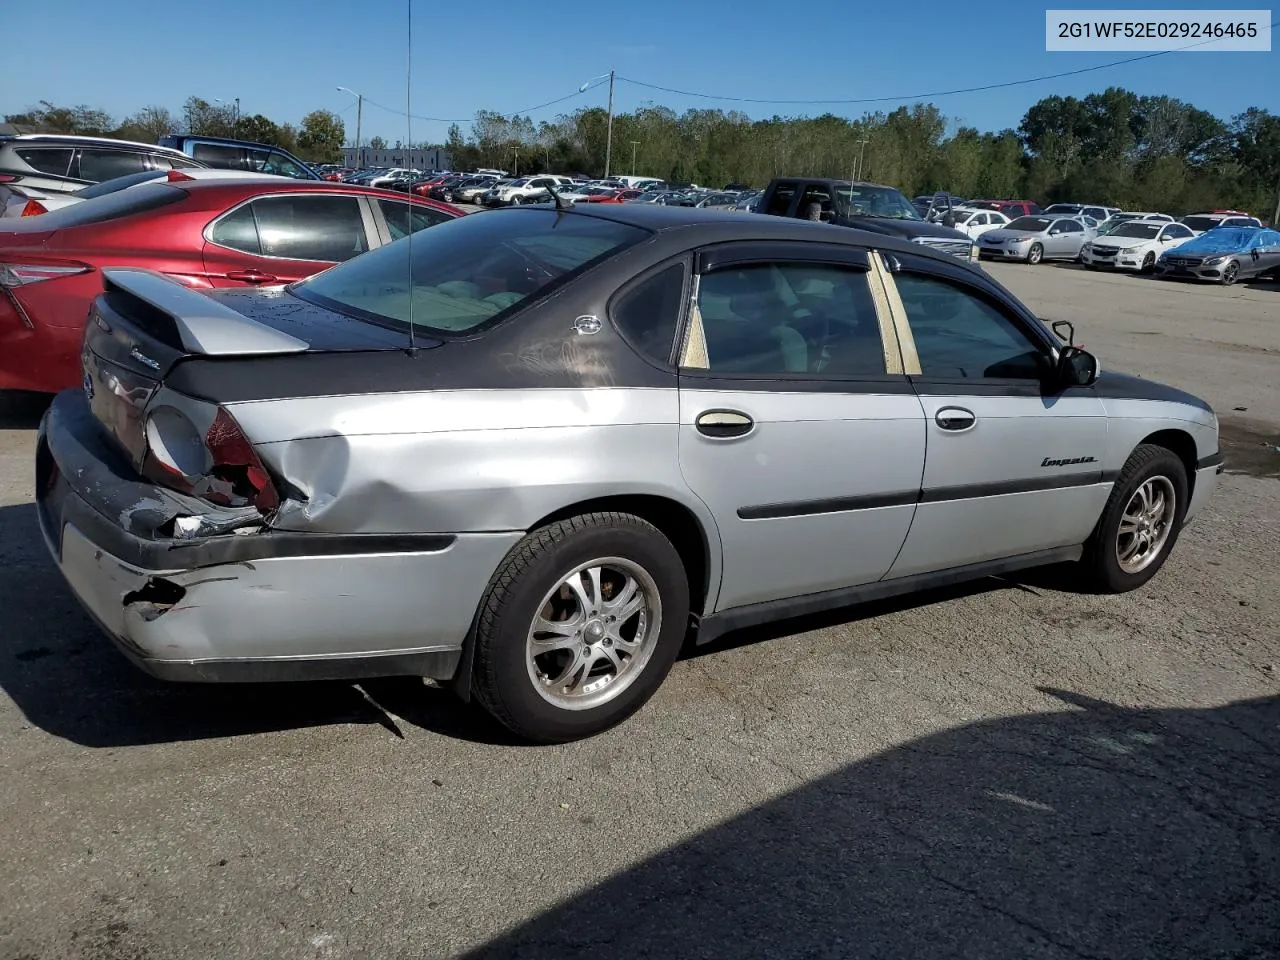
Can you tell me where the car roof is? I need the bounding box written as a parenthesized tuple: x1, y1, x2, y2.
(161, 133, 293, 152)
(0, 133, 190, 157)
(520, 202, 957, 261)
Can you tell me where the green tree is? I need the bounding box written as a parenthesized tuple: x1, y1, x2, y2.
(297, 109, 345, 162)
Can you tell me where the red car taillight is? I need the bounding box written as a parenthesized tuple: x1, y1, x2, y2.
(0, 260, 91, 288)
(19, 200, 47, 217)
(143, 405, 280, 515)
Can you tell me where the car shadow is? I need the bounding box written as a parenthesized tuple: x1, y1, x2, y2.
(3, 489, 1091, 750)
(0, 390, 51, 429)
(461, 690, 1280, 959)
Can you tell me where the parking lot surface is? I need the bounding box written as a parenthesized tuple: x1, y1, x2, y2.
(1, 262, 1277, 959)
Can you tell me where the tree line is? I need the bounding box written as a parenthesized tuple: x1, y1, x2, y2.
(3, 98, 347, 164)
(6, 88, 1279, 217)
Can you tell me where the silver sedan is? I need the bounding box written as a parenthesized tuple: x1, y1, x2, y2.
(977, 215, 1096, 264)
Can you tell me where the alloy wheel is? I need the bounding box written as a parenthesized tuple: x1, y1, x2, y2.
(525, 558, 661, 711)
(1115, 476, 1176, 574)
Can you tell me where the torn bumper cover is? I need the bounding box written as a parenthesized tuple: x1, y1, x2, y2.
(35, 391, 522, 683)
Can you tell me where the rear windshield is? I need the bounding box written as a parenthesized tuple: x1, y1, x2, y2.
(73, 170, 165, 198)
(1109, 222, 1162, 239)
(1007, 216, 1051, 231)
(290, 209, 650, 335)
(23, 182, 185, 227)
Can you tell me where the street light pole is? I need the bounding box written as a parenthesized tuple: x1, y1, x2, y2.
(630, 140, 640, 175)
(604, 69, 615, 179)
(853, 138, 869, 180)
(337, 87, 364, 169)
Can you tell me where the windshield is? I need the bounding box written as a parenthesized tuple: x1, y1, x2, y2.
(1006, 216, 1051, 231)
(1180, 216, 1218, 232)
(1179, 227, 1269, 253)
(290, 209, 649, 335)
(1110, 223, 1162, 240)
(833, 184, 921, 220)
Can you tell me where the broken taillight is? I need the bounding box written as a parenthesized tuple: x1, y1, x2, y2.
(142, 405, 280, 515)
(19, 200, 47, 217)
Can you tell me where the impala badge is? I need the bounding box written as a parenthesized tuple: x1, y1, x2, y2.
(82, 372, 94, 402)
(129, 346, 161, 370)
(573, 315, 602, 335)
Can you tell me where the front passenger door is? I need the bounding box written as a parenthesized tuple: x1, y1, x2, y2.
(676, 243, 927, 612)
(881, 252, 1110, 578)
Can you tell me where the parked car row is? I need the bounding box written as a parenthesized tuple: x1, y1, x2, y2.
(0, 169, 462, 394)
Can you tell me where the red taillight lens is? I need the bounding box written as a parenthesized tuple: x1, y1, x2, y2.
(0, 261, 91, 288)
(166, 169, 195, 182)
(19, 200, 47, 217)
(0, 174, 17, 183)
(202, 407, 280, 512)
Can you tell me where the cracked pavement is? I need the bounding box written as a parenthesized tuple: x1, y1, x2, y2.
(1, 263, 1277, 959)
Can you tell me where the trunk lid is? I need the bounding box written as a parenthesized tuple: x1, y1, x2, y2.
(80, 268, 430, 472)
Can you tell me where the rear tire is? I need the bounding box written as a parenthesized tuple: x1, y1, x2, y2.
(1080, 444, 1188, 593)
(472, 513, 690, 743)
(1027, 242, 1044, 265)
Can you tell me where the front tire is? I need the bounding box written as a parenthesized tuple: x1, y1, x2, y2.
(1221, 261, 1239, 285)
(472, 513, 690, 743)
(1081, 445, 1188, 593)
(510, 195, 524, 205)
(1027, 242, 1044, 265)
(1141, 252, 1155, 273)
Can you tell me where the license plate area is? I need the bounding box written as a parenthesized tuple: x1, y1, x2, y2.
(81, 345, 159, 472)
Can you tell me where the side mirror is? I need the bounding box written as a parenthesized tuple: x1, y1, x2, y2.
(1057, 345, 1098, 388)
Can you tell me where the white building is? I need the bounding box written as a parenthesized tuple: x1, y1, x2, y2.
(342, 146, 451, 171)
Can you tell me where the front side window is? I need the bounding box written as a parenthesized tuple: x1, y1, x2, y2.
(693, 262, 886, 376)
(895, 273, 1047, 381)
(290, 208, 649, 335)
(377, 198, 455, 240)
(250, 194, 369, 262)
(251, 148, 311, 180)
(764, 182, 797, 216)
(76, 149, 149, 182)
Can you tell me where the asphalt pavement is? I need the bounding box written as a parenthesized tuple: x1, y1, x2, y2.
(1, 261, 1277, 960)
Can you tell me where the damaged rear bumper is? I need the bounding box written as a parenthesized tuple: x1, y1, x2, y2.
(36, 391, 523, 683)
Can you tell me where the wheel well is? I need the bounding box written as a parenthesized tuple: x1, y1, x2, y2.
(531, 495, 712, 615)
(1140, 429, 1198, 492)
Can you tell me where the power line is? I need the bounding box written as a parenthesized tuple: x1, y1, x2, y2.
(616, 23, 1279, 106)
(355, 80, 606, 125)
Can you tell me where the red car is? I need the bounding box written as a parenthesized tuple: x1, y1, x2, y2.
(0, 172, 461, 393)
(966, 199, 1043, 218)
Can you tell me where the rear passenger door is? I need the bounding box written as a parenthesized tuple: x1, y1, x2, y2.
(202, 192, 378, 287)
(878, 251, 1109, 578)
(675, 242, 927, 613)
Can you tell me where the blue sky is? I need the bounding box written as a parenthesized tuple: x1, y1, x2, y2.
(2, 0, 1275, 144)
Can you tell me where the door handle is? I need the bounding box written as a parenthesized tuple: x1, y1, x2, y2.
(225, 269, 279, 284)
(935, 406, 976, 431)
(695, 409, 754, 439)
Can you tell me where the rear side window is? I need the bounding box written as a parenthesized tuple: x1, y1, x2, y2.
(247, 148, 311, 180)
(192, 143, 248, 170)
(250, 194, 369, 262)
(14, 147, 74, 177)
(76, 149, 150, 182)
(27, 182, 186, 227)
(611, 261, 686, 366)
(209, 204, 262, 255)
(764, 182, 797, 216)
(377, 199, 454, 240)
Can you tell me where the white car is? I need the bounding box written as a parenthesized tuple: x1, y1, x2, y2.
(1081, 219, 1197, 272)
(1, 168, 291, 218)
(1107, 211, 1176, 225)
(1179, 212, 1263, 235)
(948, 207, 1011, 239)
(484, 175, 574, 206)
(367, 168, 419, 188)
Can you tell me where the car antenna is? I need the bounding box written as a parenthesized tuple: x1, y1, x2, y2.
(403, 0, 417, 357)
(545, 182, 568, 213)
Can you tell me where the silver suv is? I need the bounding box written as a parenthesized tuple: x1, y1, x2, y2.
(36, 204, 1223, 743)
(0, 134, 200, 195)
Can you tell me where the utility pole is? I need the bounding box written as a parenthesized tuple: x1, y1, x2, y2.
(604, 69, 615, 179)
(1273, 174, 1280, 227)
(355, 94, 363, 169)
(630, 140, 640, 175)
(513, 145, 519, 177)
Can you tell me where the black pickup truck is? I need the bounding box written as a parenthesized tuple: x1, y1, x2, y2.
(755, 177, 977, 262)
